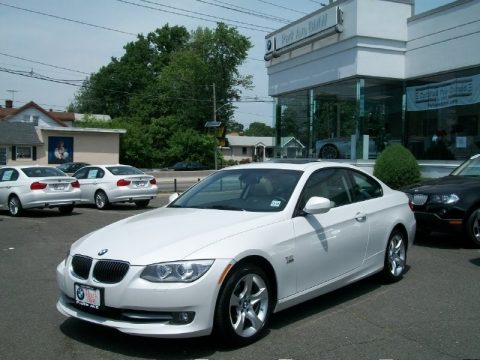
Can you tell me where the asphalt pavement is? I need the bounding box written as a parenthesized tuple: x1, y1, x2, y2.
(0, 196, 479, 360)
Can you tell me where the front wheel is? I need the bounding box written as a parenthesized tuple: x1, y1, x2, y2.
(94, 190, 110, 210)
(382, 229, 407, 283)
(214, 264, 272, 347)
(465, 209, 480, 248)
(8, 195, 23, 217)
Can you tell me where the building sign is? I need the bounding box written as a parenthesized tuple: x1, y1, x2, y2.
(406, 74, 480, 111)
(265, 6, 342, 56)
(48, 136, 74, 164)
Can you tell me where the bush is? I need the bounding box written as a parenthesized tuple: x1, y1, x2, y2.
(373, 144, 420, 189)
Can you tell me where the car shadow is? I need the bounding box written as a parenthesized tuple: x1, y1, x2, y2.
(76, 204, 155, 212)
(414, 231, 465, 249)
(0, 209, 82, 218)
(59, 273, 393, 357)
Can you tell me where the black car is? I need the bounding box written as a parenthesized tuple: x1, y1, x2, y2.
(56, 162, 90, 175)
(402, 154, 480, 247)
(172, 161, 209, 171)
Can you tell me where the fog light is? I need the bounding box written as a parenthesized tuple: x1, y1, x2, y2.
(171, 311, 195, 324)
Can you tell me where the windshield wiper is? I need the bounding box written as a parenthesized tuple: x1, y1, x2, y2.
(205, 205, 245, 211)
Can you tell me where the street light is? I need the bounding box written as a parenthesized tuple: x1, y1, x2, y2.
(204, 120, 222, 170)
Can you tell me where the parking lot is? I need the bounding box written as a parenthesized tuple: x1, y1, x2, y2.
(1, 195, 479, 360)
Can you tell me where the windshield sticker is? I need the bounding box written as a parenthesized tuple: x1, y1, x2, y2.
(87, 169, 98, 179)
(2, 170, 13, 181)
(270, 200, 281, 208)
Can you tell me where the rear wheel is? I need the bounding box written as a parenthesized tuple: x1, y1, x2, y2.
(320, 144, 339, 159)
(214, 264, 272, 347)
(94, 190, 110, 210)
(382, 229, 407, 283)
(8, 195, 23, 217)
(58, 204, 74, 215)
(465, 208, 480, 248)
(134, 200, 150, 209)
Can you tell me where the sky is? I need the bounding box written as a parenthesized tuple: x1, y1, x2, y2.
(0, 0, 455, 128)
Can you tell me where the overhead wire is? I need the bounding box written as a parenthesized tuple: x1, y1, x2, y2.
(210, 0, 293, 23)
(254, 0, 308, 15)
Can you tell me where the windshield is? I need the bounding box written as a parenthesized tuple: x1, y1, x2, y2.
(169, 168, 302, 212)
(106, 166, 144, 176)
(22, 167, 67, 177)
(451, 155, 480, 176)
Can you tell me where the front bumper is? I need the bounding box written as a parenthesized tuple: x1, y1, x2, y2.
(56, 257, 230, 338)
(414, 211, 464, 235)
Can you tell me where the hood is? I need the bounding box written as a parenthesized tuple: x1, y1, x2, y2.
(402, 175, 480, 194)
(71, 208, 284, 265)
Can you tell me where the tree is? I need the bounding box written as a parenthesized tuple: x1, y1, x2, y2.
(244, 122, 274, 136)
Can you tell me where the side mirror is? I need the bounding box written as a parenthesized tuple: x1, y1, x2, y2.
(168, 192, 179, 204)
(303, 196, 333, 215)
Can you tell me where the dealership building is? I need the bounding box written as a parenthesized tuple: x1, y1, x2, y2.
(265, 0, 480, 165)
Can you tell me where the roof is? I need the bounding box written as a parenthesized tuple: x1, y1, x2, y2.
(0, 122, 43, 145)
(0, 101, 67, 127)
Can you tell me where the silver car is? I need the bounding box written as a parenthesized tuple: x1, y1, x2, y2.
(73, 165, 158, 209)
(0, 166, 81, 216)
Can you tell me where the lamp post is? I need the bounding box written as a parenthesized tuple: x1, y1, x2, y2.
(204, 120, 221, 170)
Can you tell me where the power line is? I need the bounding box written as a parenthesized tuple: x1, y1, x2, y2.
(0, 2, 138, 37)
(113, 0, 272, 33)
(0, 51, 90, 75)
(254, 0, 308, 15)
(210, 0, 292, 23)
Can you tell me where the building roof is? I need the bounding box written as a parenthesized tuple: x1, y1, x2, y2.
(0, 122, 43, 145)
(0, 101, 68, 127)
(226, 135, 304, 148)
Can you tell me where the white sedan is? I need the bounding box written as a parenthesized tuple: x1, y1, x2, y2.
(73, 165, 158, 209)
(57, 161, 415, 346)
(0, 165, 81, 216)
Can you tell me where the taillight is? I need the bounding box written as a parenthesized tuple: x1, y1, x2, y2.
(149, 178, 157, 185)
(117, 179, 131, 187)
(30, 182, 47, 190)
(71, 180, 80, 188)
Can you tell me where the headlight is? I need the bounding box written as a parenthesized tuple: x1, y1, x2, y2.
(141, 260, 214, 283)
(429, 194, 459, 205)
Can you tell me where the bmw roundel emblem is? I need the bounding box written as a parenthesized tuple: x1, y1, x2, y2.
(76, 287, 85, 300)
(267, 39, 272, 51)
(98, 249, 108, 256)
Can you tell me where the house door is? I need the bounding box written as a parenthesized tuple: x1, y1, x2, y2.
(0, 147, 6, 165)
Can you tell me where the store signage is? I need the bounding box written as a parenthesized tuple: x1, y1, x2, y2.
(265, 6, 342, 57)
(406, 74, 480, 111)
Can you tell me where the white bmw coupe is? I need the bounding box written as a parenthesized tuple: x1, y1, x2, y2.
(56, 161, 415, 346)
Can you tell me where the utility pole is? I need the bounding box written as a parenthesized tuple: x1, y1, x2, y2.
(212, 83, 217, 170)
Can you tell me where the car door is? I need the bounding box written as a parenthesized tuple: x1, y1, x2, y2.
(0, 168, 20, 209)
(75, 167, 105, 203)
(292, 168, 369, 292)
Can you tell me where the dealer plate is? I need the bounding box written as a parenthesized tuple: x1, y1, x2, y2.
(74, 283, 103, 309)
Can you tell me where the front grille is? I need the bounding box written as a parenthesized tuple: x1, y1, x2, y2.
(71, 255, 92, 279)
(93, 260, 130, 284)
(412, 194, 428, 206)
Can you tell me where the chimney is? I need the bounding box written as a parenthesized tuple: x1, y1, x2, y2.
(5, 100, 13, 108)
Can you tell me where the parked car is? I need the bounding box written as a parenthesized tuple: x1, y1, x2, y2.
(72, 165, 157, 209)
(403, 153, 480, 247)
(172, 161, 209, 171)
(56, 162, 90, 175)
(0, 166, 81, 216)
(57, 161, 415, 346)
(316, 137, 377, 159)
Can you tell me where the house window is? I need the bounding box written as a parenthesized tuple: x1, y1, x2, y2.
(22, 115, 39, 124)
(16, 146, 32, 160)
(242, 147, 248, 155)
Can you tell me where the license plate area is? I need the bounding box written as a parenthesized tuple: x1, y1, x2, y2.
(74, 283, 104, 309)
(51, 184, 66, 191)
(134, 181, 147, 187)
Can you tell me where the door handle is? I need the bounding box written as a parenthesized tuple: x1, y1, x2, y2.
(355, 213, 367, 222)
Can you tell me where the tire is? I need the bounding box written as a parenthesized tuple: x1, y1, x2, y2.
(134, 200, 150, 209)
(320, 144, 339, 159)
(465, 209, 480, 248)
(94, 190, 110, 210)
(382, 229, 407, 283)
(8, 195, 23, 217)
(214, 264, 272, 347)
(58, 204, 74, 215)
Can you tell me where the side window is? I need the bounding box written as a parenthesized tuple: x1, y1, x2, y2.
(74, 168, 88, 179)
(0, 169, 18, 181)
(96, 169, 105, 179)
(349, 170, 383, 202)
(299, 168, 352, 209)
